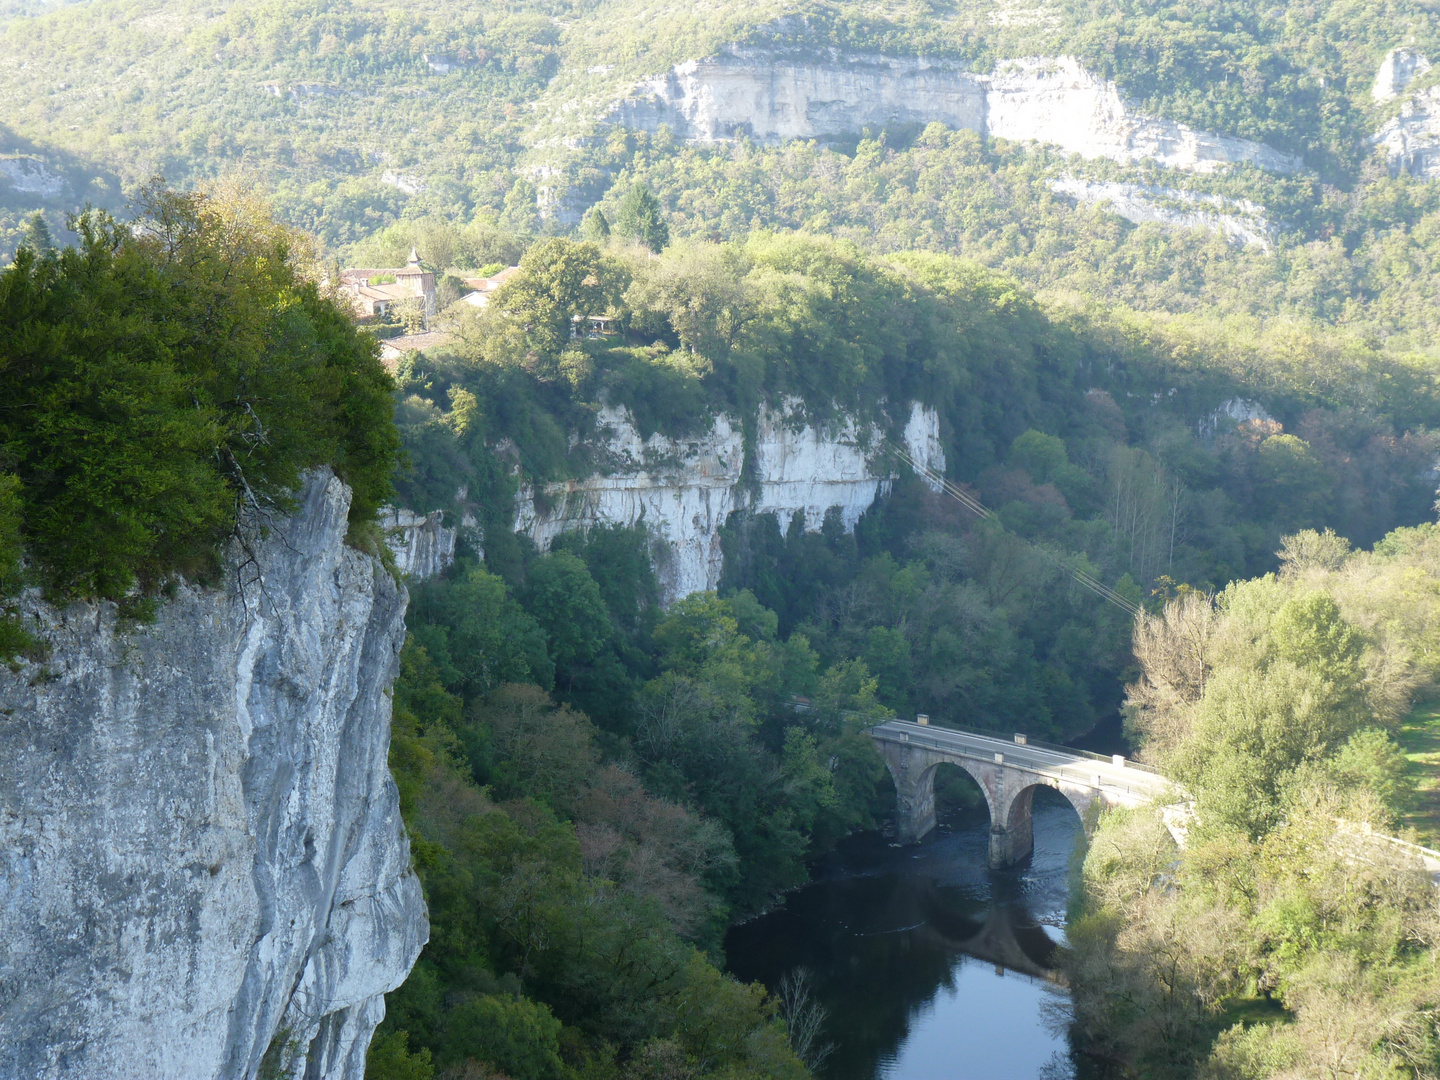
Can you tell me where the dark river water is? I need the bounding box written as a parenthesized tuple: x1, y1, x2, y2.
(725, 789, 1082, 1080)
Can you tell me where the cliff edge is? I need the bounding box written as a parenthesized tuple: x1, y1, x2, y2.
(0, 471, 427, 1080)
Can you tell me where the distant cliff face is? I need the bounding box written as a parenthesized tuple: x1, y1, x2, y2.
(1050, 177, 1273, 249)
(1367, 48, 1440, 179)
(383, 505, 459, 579)
(0, 472, 427, 1080)
(609, 51, 1302, 174)
(514, 400, 945, 603)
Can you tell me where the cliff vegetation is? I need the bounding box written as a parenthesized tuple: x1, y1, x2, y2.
(0, 183, 396, 651)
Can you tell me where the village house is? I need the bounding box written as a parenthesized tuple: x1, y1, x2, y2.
(459, 265, 520, 308)
(339, 249, 435, 321)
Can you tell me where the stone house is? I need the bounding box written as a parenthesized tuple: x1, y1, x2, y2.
(340, 249, 435, 321)
(459, 265, 520, 308)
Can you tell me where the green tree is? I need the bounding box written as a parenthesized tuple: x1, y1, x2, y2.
(473, 683, 599, 809)
(615, 184, 670, 252)
(0, 185, 397, 603)
(409, 566, 555, 695)
(365, 1031, 433, 1080)
(521, 550, 614, 683)
(443, 994, 565, 1080)
(493, 238, 621, 363)
(20, 212, 53, 256)
(580, 206, 611, 242)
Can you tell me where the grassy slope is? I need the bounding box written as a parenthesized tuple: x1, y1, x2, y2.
(1398, 698, 1440, 847)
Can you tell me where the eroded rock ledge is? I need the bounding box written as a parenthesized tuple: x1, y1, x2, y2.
(608, 51, 1302, 174)
(0, 471, 427, 1080)
(514, 400, 946, 603)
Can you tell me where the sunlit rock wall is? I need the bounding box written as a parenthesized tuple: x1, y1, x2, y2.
(609, 51, 1301, 174)
(0, 471, 427, 1080)
(1049, 177, 1273, 249)
(382, 505, 458, 579)
(514, 401, 945, 603)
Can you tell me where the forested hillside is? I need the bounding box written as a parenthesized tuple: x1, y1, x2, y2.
(6, 0, 1440, 1077)
(8, 0, 1440, 341)
(1067, 527, 1440, 1077)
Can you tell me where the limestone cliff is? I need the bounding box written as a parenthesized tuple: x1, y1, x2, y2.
(608, 51, 1301, 174)
(0, 471, 427, 1080)
(514, 400, 945, 603)
(1368, 48, 1440, 178)
(382, 506, 459, 579)
(1049, 177, 1273, 249)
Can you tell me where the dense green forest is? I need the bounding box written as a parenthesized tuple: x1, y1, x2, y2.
(1067, 526, 1440, 1077)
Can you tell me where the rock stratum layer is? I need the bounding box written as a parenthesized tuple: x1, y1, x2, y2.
(609, 52, 1302, 174)
(0, 471, 427, 1080)
(514, 401, 945, 602)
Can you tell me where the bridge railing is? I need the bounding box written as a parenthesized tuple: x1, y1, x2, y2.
(875, 718, 1163, 777)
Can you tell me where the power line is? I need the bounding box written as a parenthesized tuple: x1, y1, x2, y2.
(885, 438, 1142, 618)
(763, 360, 1142, 618)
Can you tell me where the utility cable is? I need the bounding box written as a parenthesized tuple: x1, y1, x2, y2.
(885, 438, 1142, 617)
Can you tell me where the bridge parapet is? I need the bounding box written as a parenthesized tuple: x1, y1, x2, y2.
(871, 720, 1174, 867)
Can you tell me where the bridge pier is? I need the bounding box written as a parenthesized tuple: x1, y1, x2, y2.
(894, 763, 937, 844)
(989, 786, 1034, 867)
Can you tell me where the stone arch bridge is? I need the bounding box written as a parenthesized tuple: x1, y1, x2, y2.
(871, 720, 1175, 867)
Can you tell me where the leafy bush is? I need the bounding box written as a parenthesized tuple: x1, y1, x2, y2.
(0, 183, 397, 608)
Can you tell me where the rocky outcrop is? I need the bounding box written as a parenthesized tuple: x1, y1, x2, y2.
(609, 51, 1301, 173)
(0, 471, 426, 1080)
(0, 156, 67, 200)
(1372, 92, 1440, 177)
(1372, 48, 1431, 102)
(1050, 177, 1273, 249)
(1198, 397, 1275, 439)
(514, 400, 945, 602)
(382, 506, 458, 579)
(1368, 48, 1440, 177)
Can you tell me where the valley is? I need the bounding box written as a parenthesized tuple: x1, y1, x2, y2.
(3, 2, 1440, 1079)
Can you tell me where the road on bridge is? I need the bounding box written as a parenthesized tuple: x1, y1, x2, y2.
(871, 719, 1173, 806)
(873, 720, 1440, 883)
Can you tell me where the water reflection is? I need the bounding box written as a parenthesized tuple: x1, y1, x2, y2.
(725, 791, 1081, 1080)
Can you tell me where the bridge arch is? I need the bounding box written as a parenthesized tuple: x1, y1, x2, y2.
(914, 758, 1002, 827)
(874, 730, 1106, 867)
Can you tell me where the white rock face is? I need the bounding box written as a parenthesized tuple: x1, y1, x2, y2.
(0, 156, 66, 199)
(380, 170, 427, 195)
(1198, 397, 1275, 438)
(514, 401, 945, 602)
(382, 506, 457, 579)
(1372, 48, 1431, 102)
(1050, 176, 1273, 249)
(609, 51, 1301, 174)
(0, 471, 427, 1080)
(1371, 83, 1440, 177)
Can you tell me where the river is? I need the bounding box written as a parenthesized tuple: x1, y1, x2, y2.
(725, 788, 1083, 1080)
